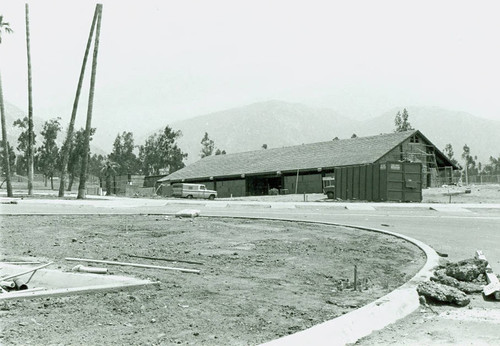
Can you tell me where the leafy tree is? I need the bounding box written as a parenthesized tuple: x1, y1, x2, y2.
(138, 126, 187, 176)
(483, 156, 500, 175)
(200, 132, 215, 158)
(351, 133, 357, 138)
(461, 144, 478, 182)
(262, 144, 268, 149)
(37, 118, 62, 189)
(108, 132, 140, 175)
(0, 15, 14, 196)
(100, 160, 119, 195)
(394, 108, 414, 132)
(0, 143, 15, 186)
(443, 143, 459, 167)
(88, 153, 106, 187)
(13, 117, 37, 175)
(67, 128, 95, 191)
(215, 149, 226, 155)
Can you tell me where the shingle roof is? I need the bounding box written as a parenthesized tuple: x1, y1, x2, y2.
(161, 130, 419, 181)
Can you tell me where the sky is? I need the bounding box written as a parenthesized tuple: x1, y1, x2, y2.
(1, 0, 500, 151)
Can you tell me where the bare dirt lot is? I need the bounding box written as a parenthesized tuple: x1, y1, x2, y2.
(0, 215, 424, 345)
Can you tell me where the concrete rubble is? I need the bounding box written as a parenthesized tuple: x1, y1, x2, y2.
(417, 281, 470, 306)
(417, 255, 492, 307)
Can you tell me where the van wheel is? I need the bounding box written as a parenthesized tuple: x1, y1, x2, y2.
(326, 192, 334, 199)
(187, 195, 193, 199)
(208, 195, 215, 200)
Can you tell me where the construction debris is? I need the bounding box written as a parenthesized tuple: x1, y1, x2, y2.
(445, 258, 488, 282)
(417, 281, 470, 306)
(418, 250, 500, 306)
(128, 254, 204, 266)
(475, 250, 500, 300)
(0, 262, 53, 293)
(72, 265, 108, 274)
(175, 209, 200, 218)
(431, 269, 483, 294)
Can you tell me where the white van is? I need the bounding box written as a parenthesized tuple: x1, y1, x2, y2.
(172, 183, 217, 200)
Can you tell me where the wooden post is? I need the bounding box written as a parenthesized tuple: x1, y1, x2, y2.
(295, 169, 299, 194)
(353, 264, 357, 291)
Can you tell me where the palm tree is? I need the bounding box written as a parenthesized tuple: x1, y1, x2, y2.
(59, 5, 100, 197)
(25, 5, 34, 196)
(100, 160, 119, 196)
(0, 15, 14, 197)
(77, 4, 102, 199)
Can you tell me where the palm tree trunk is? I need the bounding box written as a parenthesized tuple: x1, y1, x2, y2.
(0, 72, 13, 197)
(25, 4, 34, 196)
(59, 5, 100, 197)
(77, 5, 102, 199)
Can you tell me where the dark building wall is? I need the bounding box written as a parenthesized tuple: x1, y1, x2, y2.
(216, 179, 246, 198)
(283, 173, 323, 194)
(144, 175, 167, 188)
(334, 162, 422, 202)
(377, 136, 438, 187)
(195, 181, 215, 190)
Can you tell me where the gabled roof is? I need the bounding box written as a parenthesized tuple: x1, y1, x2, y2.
(160, 130, 452, 182)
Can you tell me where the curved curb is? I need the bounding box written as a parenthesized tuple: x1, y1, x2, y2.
(209, 215, 439, 346)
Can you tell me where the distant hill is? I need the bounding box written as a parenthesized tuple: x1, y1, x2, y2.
(357, 107, 500, 163)
(168, 100, 360, 163)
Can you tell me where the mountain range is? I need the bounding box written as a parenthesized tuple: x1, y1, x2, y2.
(3, 100, 500, 167)
(167, 101, 500, 165)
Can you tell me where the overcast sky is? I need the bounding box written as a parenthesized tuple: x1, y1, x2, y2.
(1, 0, 500, 148)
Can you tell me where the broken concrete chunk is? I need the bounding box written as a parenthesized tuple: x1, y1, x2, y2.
(445, 258, 488, 282)
(430, 270, 483, 294)
(175, 209, 200, 218)
(417, 281, 470, 306)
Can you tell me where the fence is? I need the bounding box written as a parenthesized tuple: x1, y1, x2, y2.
(466, 175, 500, 184)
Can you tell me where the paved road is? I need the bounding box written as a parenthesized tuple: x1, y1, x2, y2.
(2, 196, 500, 344)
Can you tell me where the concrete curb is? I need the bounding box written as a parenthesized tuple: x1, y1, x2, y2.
(204, 215, 439, 346)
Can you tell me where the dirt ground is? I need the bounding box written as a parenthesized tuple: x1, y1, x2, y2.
(0, 215, 424, 345)
(421, 184, 500, 204)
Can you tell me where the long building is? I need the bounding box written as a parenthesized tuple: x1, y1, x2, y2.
(157, 130, 459, 201)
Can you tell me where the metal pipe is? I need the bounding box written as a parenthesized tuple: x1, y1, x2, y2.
(72, 265, 108, 274)
(13, 278, 28, 290)
(65, 257, 200, 274)
(0, 280, 15, 288)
